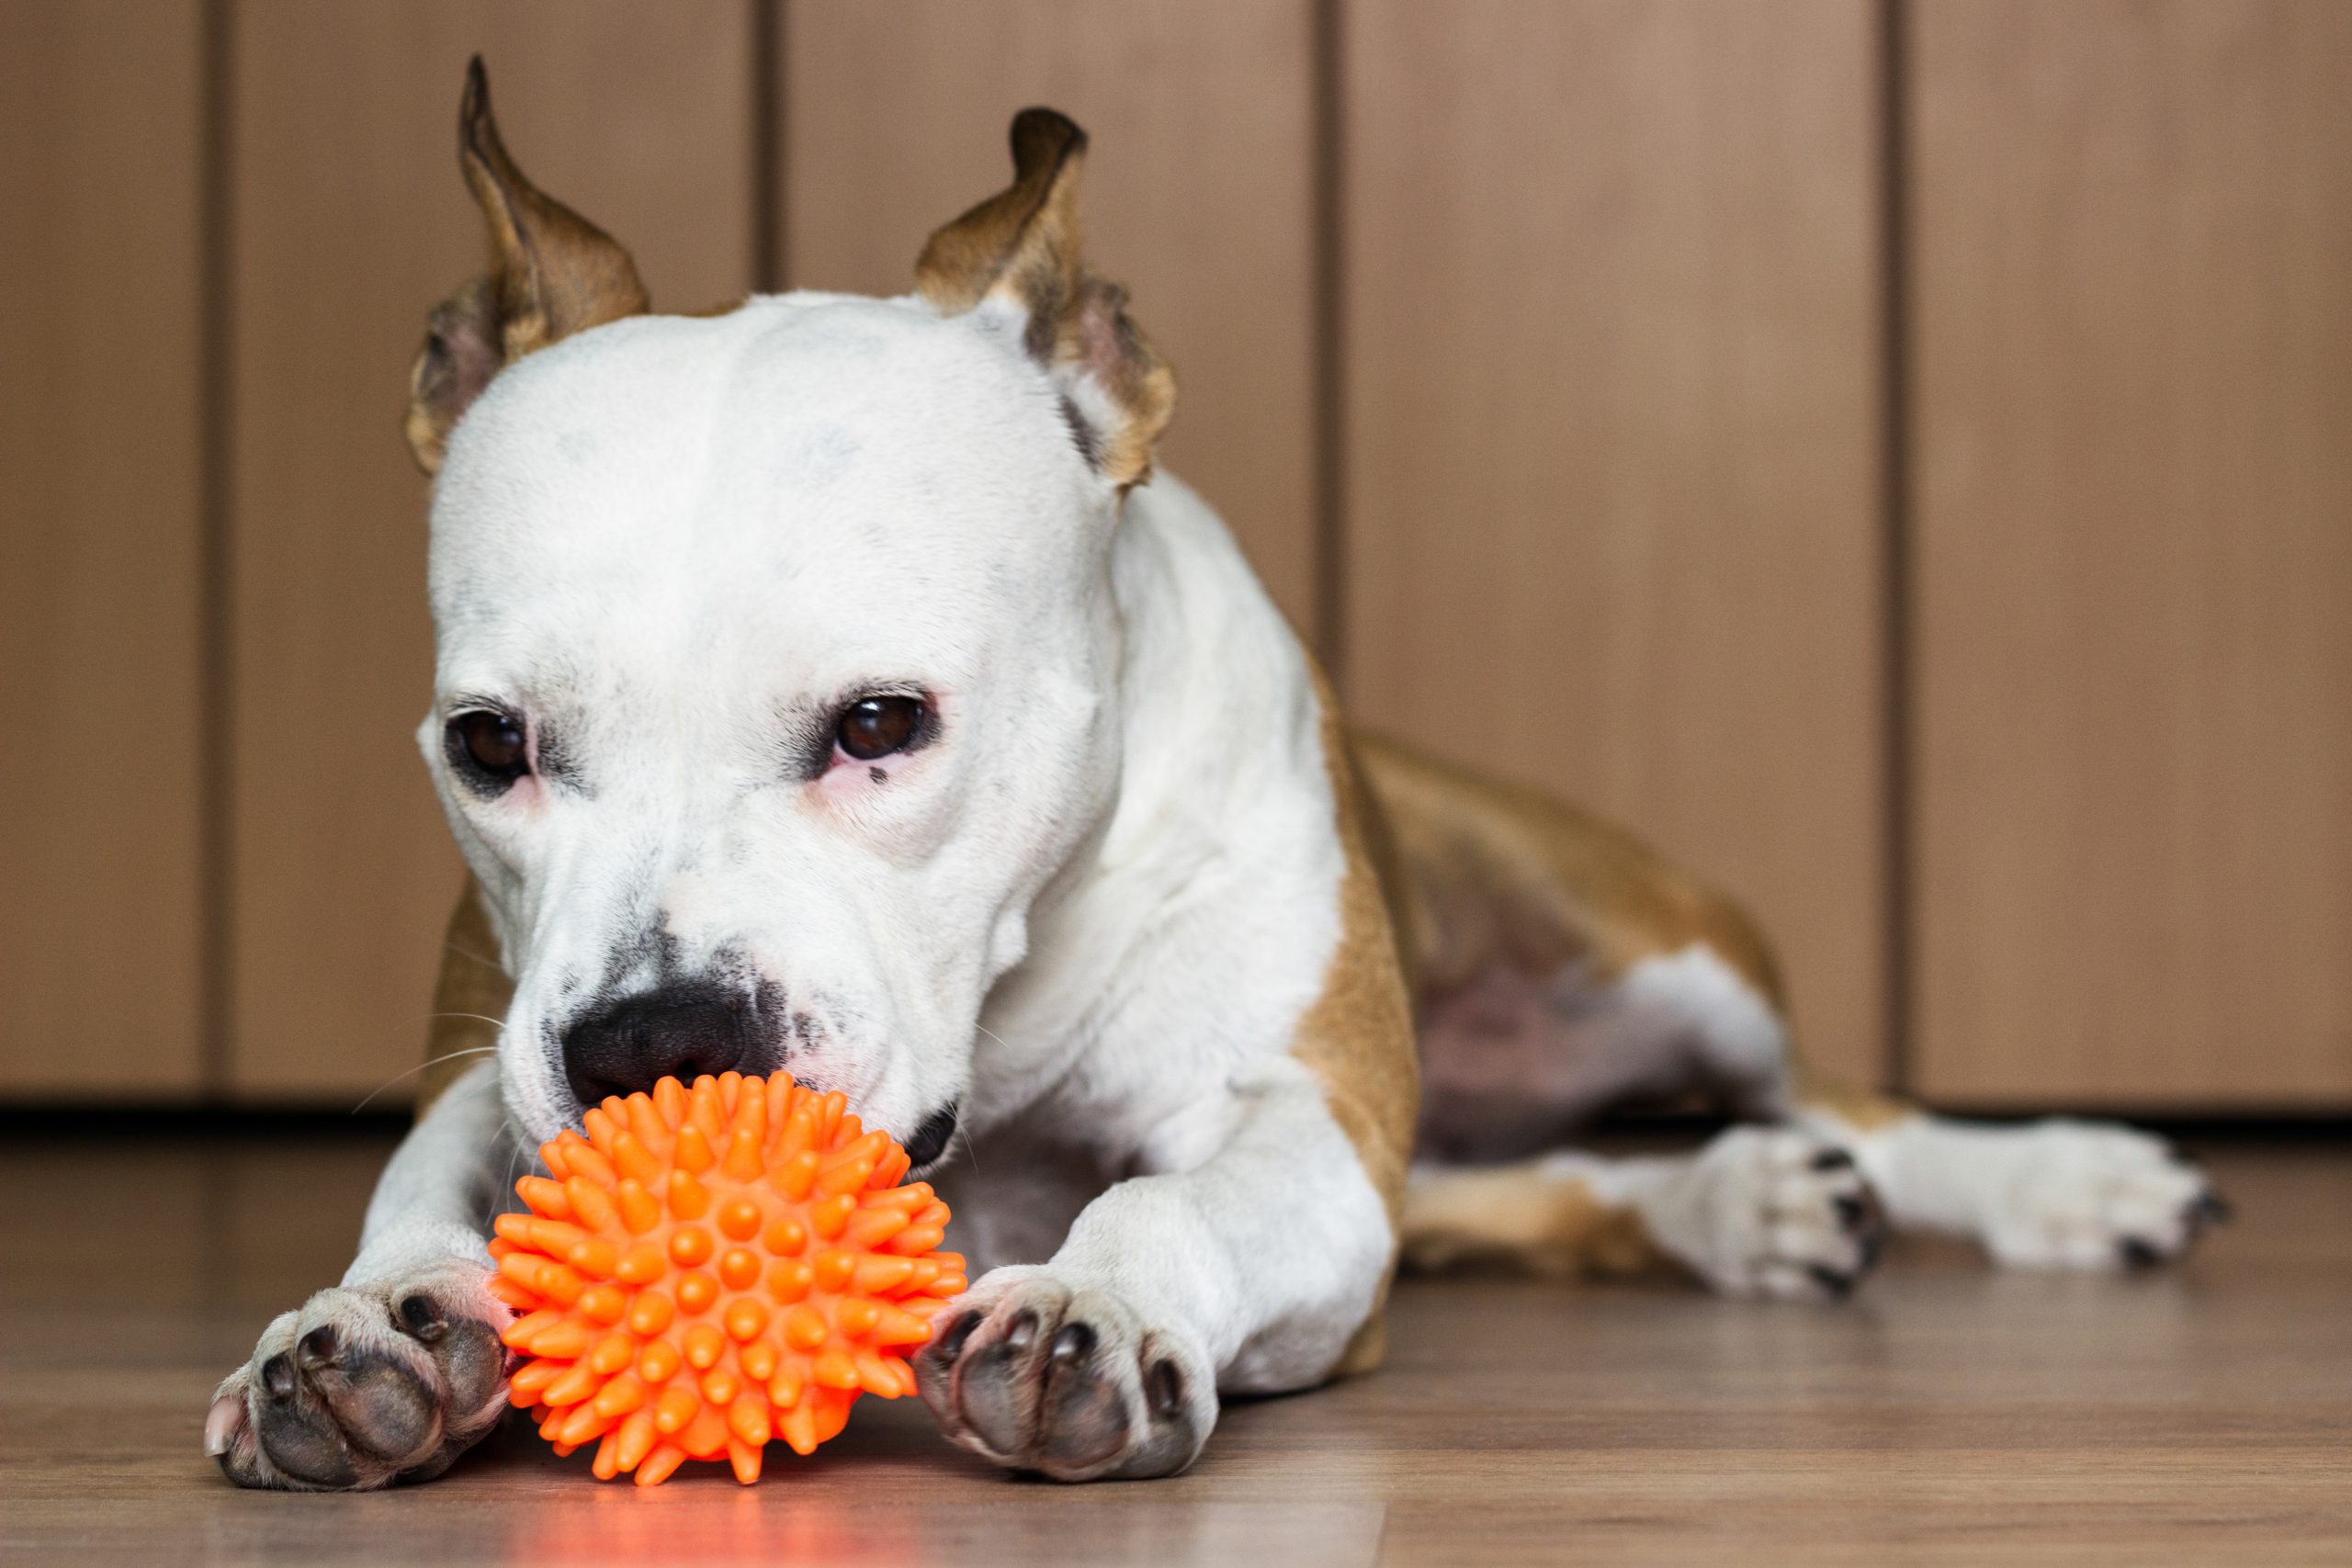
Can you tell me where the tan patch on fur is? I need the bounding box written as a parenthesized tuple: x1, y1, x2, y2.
(914, 108, 1174, 489)
(1400, 1161, 1661, 1278)
(416, 876, 514, 1116)
(1289, 671, 1423, 1376)
(1351, 728, 1789, 1011)
(1795, 1069, 1917, 1134)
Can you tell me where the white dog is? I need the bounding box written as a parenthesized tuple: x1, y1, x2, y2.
(206, 63, 2224, 1491)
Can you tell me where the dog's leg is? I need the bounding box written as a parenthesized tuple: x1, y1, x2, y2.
(1799, 1082, 2227, 1270)
(206, 1060, 518, 1490)
(915, 1062, 1397, 1483)
(1403, 1132, 1885, 1299)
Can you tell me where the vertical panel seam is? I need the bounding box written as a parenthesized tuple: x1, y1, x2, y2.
(752, 0, 784, 293)
(198, 0, 235, 1102)
(1310, 0, 1348, 688)
(1878, 0, 1916, 1096)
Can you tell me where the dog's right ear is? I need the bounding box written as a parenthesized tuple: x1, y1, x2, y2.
(404, 57, 649, 475)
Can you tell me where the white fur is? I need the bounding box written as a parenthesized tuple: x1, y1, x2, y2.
(1812, 1111, 2211, 1269)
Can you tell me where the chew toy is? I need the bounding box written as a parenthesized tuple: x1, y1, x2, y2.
(487, 1069, 963, 1485)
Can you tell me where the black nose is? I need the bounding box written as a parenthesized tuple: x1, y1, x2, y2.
(561, 980, 761, 1109)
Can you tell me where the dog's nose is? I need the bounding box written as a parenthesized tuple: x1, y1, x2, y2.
(561, 981, 762, 1108)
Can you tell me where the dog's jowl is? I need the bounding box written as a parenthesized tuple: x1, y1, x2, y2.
(209, 62, 2224, 1491)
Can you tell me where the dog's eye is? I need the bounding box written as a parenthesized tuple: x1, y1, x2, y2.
(836, 696, 923, 761)
(447, 710, 528, 783)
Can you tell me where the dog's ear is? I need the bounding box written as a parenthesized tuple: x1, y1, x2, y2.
(916, 108, 1175, 490)
(404, 57, 650, 475)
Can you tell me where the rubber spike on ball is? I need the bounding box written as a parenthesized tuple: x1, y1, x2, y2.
(490, 1070, 964, 1483)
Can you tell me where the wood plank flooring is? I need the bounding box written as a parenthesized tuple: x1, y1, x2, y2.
(2, 1134, 2346, 1565)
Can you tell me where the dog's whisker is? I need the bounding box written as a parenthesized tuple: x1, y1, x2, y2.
(442, 940, 503, 971)
(387, 1011, 510, 1035)
(346, 1046, 499, 1114)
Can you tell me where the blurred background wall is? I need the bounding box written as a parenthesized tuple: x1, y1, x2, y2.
(3, 0, 2346, 1113)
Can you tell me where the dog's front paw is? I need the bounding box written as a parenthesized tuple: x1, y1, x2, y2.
(913, 1266, 1215, 1481)
(1638, 1126, 1886, 1301)
(1968, 1121, 2227, 1270)
(205, 1260, 511, 1490)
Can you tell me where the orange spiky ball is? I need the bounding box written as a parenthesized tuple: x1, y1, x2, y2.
(486, 1070, 963, 1486)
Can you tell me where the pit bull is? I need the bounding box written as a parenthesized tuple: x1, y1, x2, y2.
(206, 62, 2223, 1491)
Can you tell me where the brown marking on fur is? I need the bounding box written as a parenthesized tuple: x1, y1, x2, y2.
(404, 58, 650, 475)
(1288, 671, 1424, 1376)
(1350, 728, 1789, 1016)
(416, 876, 514, 1116)
(913, 108, 1174, 489)
(1399, 1161, 1662, 1278)
(1794, 1069, 1918, 1134)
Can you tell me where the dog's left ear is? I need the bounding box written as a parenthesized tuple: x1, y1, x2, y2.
(916, 108, 1175, 490)
(405, 57, 650, 475)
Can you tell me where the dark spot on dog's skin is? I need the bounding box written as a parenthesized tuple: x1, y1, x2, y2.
(1833, 1193, 1871, 1231)
(870, 765, 888, 784)
(1807, 1264, 1856, 1299)
(533, 719, 582, 790)
(1057, 393, 1103, 468)
(1809, 1146, 1855, 1173)
(2119, 1236, 2165, 1269)
(905, 1102, 959, 1168)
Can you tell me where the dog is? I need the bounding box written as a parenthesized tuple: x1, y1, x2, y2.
(205, 62, 2225, 1491)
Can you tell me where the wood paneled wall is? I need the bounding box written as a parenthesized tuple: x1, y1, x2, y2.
(2, 0, 2345, 1111)
(1908, 0, 2352, 1108)
(1342, 0, 1887, 1086)
(1, 0, 209, 1096)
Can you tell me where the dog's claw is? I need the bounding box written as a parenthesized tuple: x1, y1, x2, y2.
(397, 1292, 449, 1344)
(297, 1325, 339, 1371)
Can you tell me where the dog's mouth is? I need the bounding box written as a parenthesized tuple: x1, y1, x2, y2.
(903, 1101, 960, 1171)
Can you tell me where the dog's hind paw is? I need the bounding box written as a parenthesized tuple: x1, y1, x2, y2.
(1961, 1121, 2226, 1271)
(206, 1260, 511, 1491)
(913, 1266, 1216, 1481)
(1632, 1126, 1887, 1301)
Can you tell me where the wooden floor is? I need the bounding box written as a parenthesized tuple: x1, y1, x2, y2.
(2, 1134, 2346, 1567)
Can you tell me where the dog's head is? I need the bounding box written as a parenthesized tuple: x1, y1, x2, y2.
(411, 62, 1174, 1156)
